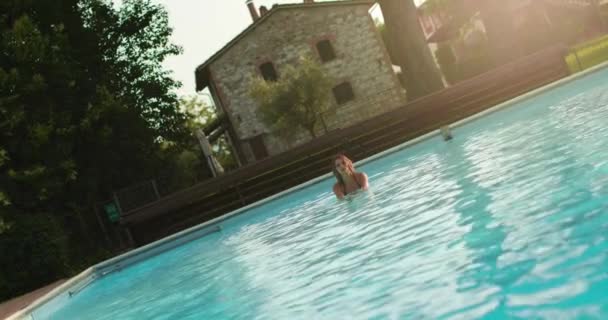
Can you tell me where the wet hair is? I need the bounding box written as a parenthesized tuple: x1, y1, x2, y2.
(332, 153, 354, 187)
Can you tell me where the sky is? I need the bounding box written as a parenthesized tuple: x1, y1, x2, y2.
(155, 0, 425, 99)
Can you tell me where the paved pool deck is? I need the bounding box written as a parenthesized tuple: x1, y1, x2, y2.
(0, 279, 66, 320)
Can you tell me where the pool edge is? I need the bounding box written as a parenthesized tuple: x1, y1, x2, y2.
(8, 61, 608, 320)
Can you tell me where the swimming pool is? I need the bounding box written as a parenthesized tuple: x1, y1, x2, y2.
(23, 65, 608, 319)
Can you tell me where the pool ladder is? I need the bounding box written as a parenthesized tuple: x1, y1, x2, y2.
(68, 274, 98, 297)
(440, 125, 453, 141)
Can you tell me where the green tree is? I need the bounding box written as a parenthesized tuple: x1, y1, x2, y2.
(249, 55, 334, 139)
(0, 0, 188, 299)
(179, 95, 237, 171)
(80, 0, 187, 141)
(180, 95, 222, 132)
(151, 95, 241, 195)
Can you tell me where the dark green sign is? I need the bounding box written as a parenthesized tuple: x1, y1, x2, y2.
(104, 202, 120, 223)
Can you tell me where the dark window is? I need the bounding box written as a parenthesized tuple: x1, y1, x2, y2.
(248, 135, 268, 160)
(259, 62, 278, 81)
(316, 40, 336, 62)
(332, 82, 354, 105)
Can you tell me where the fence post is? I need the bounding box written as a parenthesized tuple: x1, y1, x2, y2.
(235, 184, 246, 205)
(93, 202, 112, 248)
(112, 192, 123, 217)
(151, 180, 160, 199)
(122, 225, 135, 248)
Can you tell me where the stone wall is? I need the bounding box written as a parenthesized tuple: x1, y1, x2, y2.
(209, 4, 406, 162)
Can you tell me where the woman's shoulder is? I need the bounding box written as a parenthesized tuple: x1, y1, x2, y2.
(355, 171, 367, 178)
(354, 171, 368, 181)
(354, 171, 369, 189)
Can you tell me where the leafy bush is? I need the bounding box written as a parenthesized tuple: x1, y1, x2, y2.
(0, 213, 69, 301)
(0, 0, 188, 301)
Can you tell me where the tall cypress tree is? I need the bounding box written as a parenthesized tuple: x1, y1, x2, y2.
(378, 0, 445, 100)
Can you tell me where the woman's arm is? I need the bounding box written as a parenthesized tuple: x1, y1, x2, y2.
(333, 183, 345, 200)
(357, 172, 369, 190)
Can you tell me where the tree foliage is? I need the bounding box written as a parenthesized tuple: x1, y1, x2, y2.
(79, 0, 187, 141)
(249, 55, 334, 139)
(179, 95, 237, 170)
(153, 95, 238, 194)
(0, 0, 188, 299)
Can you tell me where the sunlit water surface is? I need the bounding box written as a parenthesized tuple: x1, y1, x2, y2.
(39, 69, 608, 319)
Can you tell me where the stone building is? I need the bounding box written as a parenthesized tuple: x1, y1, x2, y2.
(195, 0, 406, 165)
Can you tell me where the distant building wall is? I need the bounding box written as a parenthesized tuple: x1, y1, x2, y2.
(208, 4, 405, 162)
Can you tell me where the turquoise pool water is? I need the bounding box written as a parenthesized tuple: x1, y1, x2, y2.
(36, 68, 608, 319)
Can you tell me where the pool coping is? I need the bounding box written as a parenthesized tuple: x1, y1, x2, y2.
(8, 61, 608, 320)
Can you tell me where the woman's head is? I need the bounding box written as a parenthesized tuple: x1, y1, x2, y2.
(332, 154, 354, 182)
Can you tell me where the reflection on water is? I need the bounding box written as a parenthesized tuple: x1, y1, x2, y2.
(44, 71, 608, 319)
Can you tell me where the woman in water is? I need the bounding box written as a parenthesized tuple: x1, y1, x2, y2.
(332, 154, 368, 199)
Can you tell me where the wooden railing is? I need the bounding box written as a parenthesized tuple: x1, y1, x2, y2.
(122, 45, 571, 246)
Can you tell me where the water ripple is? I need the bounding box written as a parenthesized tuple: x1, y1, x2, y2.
(45, 70, 608, 320)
